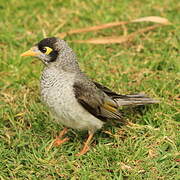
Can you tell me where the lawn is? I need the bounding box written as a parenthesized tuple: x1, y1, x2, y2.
(0, 0, 179, 179)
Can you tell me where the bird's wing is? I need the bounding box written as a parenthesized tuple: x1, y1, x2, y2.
(93, 81, 122, 98)
(73, 77, 122, 121)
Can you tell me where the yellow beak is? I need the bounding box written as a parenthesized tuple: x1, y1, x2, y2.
(20, 48, 40, 57)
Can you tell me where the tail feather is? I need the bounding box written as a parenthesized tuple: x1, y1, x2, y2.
(115, 93, 159, 106)
(93, 81, 159, 107)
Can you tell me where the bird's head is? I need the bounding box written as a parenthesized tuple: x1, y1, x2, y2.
(21, 37, 77, 68)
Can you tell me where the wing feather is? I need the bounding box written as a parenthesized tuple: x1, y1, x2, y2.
(73, 77, 122, 121)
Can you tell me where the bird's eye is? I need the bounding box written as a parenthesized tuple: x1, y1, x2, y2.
(41, 46, 53, 55)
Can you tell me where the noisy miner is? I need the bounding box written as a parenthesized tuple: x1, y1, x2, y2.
(21, 37, 159, 156)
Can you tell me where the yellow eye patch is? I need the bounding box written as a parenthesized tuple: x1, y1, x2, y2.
(42, 46, 53, 55)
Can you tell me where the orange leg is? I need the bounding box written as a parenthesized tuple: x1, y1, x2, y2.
(76, 132, 94, 156)
(53, 128, 69, 146)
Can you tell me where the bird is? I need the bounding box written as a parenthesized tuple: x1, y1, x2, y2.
(21, 37, 159, 156)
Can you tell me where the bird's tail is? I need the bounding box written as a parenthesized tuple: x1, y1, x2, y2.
(115, 93, 159, 106)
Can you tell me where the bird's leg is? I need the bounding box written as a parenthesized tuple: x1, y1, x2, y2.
(53, 127, 69, 146)
(76, 131, 94, 156)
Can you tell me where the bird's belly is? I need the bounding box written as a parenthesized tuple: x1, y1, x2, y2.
(41, 75, 103, 131)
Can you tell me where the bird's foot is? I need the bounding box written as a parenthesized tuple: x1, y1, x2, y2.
(75, 144, 90, 156)
(75, 132, 94, 156)
(53, 127, 69, 146)
(53, 137, 69, 146)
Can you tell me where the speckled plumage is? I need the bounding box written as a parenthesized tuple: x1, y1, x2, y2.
(40, 64, 103, 132)
(21, 37, 159, 155)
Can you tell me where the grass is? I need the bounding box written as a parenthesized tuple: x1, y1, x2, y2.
(0, 0, 179, 179)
